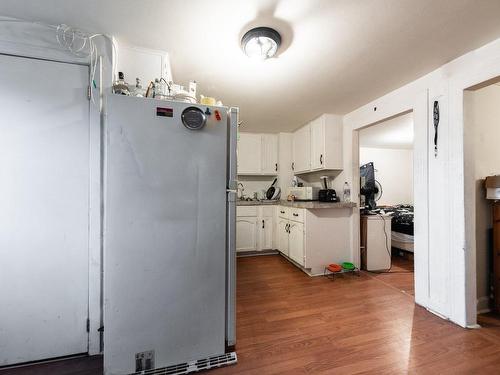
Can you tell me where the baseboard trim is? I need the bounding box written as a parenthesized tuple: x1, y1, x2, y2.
(237, 249, 279, 257)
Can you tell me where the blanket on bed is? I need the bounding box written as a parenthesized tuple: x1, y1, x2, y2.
(377, 205, 414, 235)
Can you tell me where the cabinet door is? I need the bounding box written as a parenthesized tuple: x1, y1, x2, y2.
(236, 217, 257, 252)
(323, 114, 343, 170)
(277, 219, 290, 256)
(261, 134, 278, 174)
(310, 117, 325, 170)
(288, 222, 305, 266)
(292, 125, 311, 173)
(259, 217, 273, 250)
(237, 133, 262, 174)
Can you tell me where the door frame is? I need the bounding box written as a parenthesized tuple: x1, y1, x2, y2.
(350, 96, 432, 311)
(456, 72, 500, 327)
(0, 19, 112, 355)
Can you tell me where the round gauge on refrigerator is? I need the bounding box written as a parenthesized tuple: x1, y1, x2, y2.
(181, 107, 207, 130)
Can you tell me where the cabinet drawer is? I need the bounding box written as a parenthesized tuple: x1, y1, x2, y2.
(260, 206, 275, 217)
(237, 206, 258, 217)
(277, 206, 289, 219)
(289, 208, 305, 223)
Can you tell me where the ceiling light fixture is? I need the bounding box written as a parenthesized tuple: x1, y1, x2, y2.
(241, 27, 281, 60)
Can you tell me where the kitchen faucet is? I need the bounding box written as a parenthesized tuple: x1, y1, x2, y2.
(237, 182, 245, 200)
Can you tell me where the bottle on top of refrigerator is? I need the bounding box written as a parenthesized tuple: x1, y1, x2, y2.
(132, 78, 144, 97)
(112, 71, 130, 95)
(343, 182, 351, 202)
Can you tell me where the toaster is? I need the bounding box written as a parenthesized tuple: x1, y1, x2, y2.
(318, 189, 339, 202)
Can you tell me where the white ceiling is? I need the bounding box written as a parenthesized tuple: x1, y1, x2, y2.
(359, 112, 414, 149)
(3, 0, 500, 132)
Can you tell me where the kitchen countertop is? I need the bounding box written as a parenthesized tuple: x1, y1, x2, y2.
(237, 200, 357, 209)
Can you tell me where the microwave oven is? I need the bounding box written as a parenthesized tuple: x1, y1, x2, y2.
(287, 186, 320, 201)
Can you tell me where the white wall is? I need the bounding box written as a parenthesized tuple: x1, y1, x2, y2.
(343, 36, 500, 327)
(115, 40, 172, 84)
(359, 147, 413, 206)
(465, 84, 500, 312)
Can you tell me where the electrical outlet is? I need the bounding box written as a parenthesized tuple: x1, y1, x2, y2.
(135, 350, 155, 372)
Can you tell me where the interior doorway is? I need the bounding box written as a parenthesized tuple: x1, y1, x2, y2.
(355, 111, 415, 296)
(0, 54, 91, 366)
(463, 77, 500, 325)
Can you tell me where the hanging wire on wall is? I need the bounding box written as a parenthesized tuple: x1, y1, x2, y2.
(0, 17, 115, 104)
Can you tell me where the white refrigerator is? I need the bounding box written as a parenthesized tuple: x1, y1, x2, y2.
(104, 95, 238, 374)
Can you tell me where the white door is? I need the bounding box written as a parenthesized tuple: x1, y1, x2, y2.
(259, 217, 273, 250)
(0, 55, 90, 365)
(293, 125, 311, 173)
(277, 219, 290, 256)
(310, 117, 325, 170)
(236, 218, 258, 251)
(261, 134, 278, 174)
(237, 133, 262, 174)
(289, 222, 305, 266)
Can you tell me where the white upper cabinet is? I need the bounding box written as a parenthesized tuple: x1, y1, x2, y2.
(237, 133, 262, 174)
(292, 124, 311, 173)
(261, 134, 278, 174)
(292, 114, 343, 174)
(310, 117, 325, 170)
(238, 133, 278, 175)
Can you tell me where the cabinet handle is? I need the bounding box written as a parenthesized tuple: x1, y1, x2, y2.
(293, 213, 299, 217)
(275, 163, 278, 171)
(262, 219, 265, 229)
(320, 154, 323, 165)
(280, 210, 285, 214)
(291, 162, 295, 171)
(285, 223, 289, 233)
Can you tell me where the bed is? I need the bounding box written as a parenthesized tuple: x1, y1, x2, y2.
(376, 205, 414, 252)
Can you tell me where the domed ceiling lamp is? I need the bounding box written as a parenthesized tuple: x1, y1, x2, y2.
(241, 27, 281, 60)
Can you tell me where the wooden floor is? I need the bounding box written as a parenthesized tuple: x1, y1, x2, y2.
(212, 255, 500, 374)
(3, 254, 500, 374)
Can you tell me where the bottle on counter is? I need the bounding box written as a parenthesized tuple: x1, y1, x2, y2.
(343, 181, 351, 202)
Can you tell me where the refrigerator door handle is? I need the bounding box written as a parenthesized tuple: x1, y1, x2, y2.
(226, 107, 238, 348)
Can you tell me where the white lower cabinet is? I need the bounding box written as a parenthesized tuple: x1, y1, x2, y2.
(276, 206, 306, 266)
(275, 205, 353, 275)
(288, 221, 305, 266)
(277, 218, 290, 257)
(236, 217, 258, 252)
(237, 205, 275, 252)
(259, 217, 273, 250)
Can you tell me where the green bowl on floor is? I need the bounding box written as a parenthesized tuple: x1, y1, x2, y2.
(342, 262, 355, 270)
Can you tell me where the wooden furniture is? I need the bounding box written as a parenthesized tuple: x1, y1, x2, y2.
(494, 201, 500, 312)
(360, 214, 392, 271)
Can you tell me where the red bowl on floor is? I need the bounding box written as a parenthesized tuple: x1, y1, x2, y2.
(327, 263, 342, 273)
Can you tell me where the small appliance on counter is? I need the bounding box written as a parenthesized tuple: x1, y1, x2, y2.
(287, 186, 320, 201)
(319, 176, 339, 202)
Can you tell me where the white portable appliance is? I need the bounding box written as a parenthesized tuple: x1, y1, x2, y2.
(287, 186, 320, 201)
(104, 95, 238, 374)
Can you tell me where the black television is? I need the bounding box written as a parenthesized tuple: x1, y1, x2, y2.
(360, 162, 378, 210)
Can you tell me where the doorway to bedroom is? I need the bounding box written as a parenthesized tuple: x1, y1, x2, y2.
(463, 77, 500, 324)
(357, 111, 415, 296)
